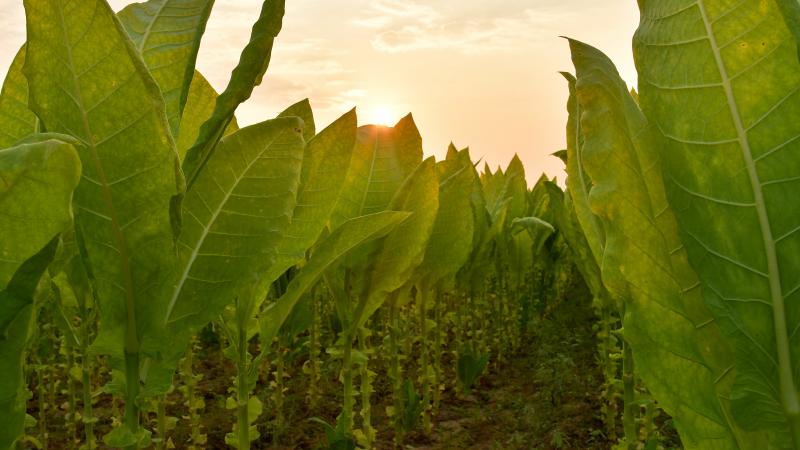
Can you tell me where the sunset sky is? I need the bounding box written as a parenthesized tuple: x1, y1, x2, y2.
(0, 1, 639, 182)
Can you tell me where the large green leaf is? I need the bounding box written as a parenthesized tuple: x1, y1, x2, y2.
(561, 71, 605, 265)
(568, 38, 767, 449)
(544, 182, 604, 298)
(0, 140, 80, 289)
(182, 0, 286, 188)
(502, 154, 528, 222)
(417, 157, 474, 289)
(259, 211, 410, 345)
(775, 0, 800, 62)
(176, 71, 239, 160)
(0, 48, 37, 148)
(634, 1, 800, 443)
(23, 0, 182, 363)
(160, 117, 304, 369)
(278, 98, 316, 142)
(118, 0, 215, 137)
(261, 109, 357, 286)
(330, 114, 423, 228)
(459, 148, 489, 270)
(0, 138, 80, 450)
(353, 157, 439, 329)
(481, 163, 506, 221)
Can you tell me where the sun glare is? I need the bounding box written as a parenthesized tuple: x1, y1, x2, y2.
(366, 105, 397, 127)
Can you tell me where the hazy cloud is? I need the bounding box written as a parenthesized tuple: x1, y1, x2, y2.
(354, 1, 567, 53)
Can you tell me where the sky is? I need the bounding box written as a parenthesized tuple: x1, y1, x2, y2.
(0, 1, 640, 183)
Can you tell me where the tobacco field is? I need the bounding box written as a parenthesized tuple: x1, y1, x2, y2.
(1, 0, 800, 449)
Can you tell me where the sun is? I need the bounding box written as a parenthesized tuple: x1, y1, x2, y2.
(366, 105, 397, 127)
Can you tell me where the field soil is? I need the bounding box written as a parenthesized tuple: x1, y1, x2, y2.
(26, 282, 620, 450)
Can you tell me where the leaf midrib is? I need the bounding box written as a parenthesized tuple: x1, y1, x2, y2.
(136, 0, 170, 53)
(165, 128, 288, 323)
(696, 0, 798, 417)
(56, 0, 139, 350)
(358, 128, 381, 217)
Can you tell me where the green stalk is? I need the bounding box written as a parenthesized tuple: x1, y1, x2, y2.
(600, 305, 617, 441)
(307, 290, 322, 410)
(389, 295, 404, 445)
(341, 329, 355, 433)
(156, 395, 167, 450)
(643, 401, 655, 443)
(123, 351, 140, 450)
(358, 328, 375, 448)
(181, 340, 202, 448)
(419, 286, 432, 434)
(236, 318, 250, 450)
(78, 293, 96, 449)
(274, 347, 286, 438)
(432, 288, 443, 415)
(66, 344, 77, 443)
(37, 358, 47, 450)
(81, 359, 96, 449)
(622, 338, 636, 450)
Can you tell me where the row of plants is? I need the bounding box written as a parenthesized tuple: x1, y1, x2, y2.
(555, 1, 800, 449)
(11, 0, 798, 449)
(0, 1, 582, 449)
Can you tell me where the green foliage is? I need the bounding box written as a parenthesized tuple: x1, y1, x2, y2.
(117, 0, 214, 136)
(182, 0, 286, 188)
(0, 138, 81, 450)
(456, 344, 489, 395)
(0, 48, 37, 148)
(400, 379, 424, 432)
(634, 1, 800, 444)
(308, 417, 356, 450)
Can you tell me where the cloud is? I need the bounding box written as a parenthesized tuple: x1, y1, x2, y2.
(353, 1, 568, 54)
(242, 37, 365, 118)
(370, 0, 439, 24)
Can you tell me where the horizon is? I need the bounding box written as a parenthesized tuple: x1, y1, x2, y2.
(0, 1, 640, 184)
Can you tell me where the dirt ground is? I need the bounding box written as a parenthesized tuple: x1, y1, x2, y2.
(26, 283, 627, 450)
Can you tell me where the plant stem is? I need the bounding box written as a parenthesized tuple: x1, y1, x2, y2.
(66, 344, 77, 443)
(419, 286, 432, 434)
(341, 329, 355, 434)
(78, 293, 96, 449)
(81, 357, 95, 449)
(432, 288, 443, 415)
(237, 319, 250, 450)
(37, 358, 47, 450)
(389, 295, 404, 445)
(156, 395, 167, 450)
(123, 351, 140, 450)
(622, 338, 636, 450)
(358, 328, 375, 448)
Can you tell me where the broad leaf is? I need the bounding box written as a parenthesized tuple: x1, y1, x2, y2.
(569, 38, 767, 448)
(634, 2, 800, 443)
(353, 157, 439, 329)
(0, 138, 80, 450)
(561, 71, 605, 264)
(23, 0, 182, 365)
(182, 0, 286, 188)
(176, 71, 239, 160)
(261, 109, 357, 286)
(330, 114, 423, 228)
(260, 211, 410, 345)
(278, 98, 316, 141)
(0, 48, 37, 148)
(417, 157, 474, 290)
(118, 0, 215, 137)
(544, 182, 604, 298)
(160, 117, 304, 373)
(503, 154, 528, 222)
(775, 0, 800, 62)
